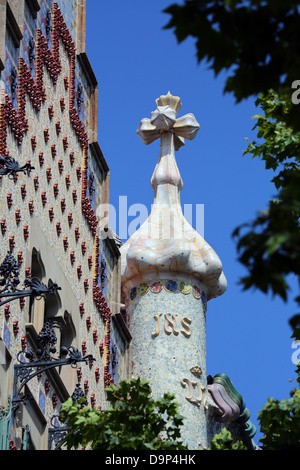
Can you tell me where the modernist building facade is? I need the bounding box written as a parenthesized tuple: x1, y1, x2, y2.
(119, 92, 258, 449)
(0, 0, 258, 451)
(0, 0, 130, 450)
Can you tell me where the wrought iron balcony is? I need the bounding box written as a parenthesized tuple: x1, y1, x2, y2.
(0, 252, 60, 307)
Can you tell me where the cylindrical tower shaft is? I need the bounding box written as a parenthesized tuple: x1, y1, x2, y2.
(120, 93, 227, 449)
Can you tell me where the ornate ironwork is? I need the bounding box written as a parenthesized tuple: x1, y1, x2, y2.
(88, 172, 95, 201)
(0, 155, 34, 179)
(48, 385, 87, 450)
(45, 8, 52, 41)
(71, 383, 88, 405)
(48, 415, 70, 451)
(10, 66, 18, 101)
(77, 83, 83, 109)
(111, 344, 118, 378)
(12, 320, 95, 411)
(28, 36, 35, 69)
(0, 252, 60, 307)
(100, 258, 106, 289)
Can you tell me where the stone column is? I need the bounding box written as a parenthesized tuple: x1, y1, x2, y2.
(127, 280, 208, 449)
(120, 93, 227, 449)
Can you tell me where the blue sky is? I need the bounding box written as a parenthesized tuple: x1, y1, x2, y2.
(86, 1, 298, 444)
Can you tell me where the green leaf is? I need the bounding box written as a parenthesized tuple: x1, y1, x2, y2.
(59, 377, 188, 450)
(209, 428, 247, 450)
(265, 233, 291, 255)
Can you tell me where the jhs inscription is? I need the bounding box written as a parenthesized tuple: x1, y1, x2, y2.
(152, 314, 191, 338)
(180, 378, 208, 409)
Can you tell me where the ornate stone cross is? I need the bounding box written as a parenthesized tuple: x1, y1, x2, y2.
(136, 91, 200, 151)
(120, 93, 227, 449)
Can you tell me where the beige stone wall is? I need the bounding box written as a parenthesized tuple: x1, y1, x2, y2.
(0, 1, 124, 450)
(0, 0, 7, 70)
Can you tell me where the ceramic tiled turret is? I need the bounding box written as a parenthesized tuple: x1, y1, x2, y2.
(120, 93, 227, 449)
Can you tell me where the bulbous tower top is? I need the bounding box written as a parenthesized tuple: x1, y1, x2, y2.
(120, 92, 227, 302)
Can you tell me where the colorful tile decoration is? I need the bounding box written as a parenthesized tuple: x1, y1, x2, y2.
(55, 0, 78, 41)
(0, 1, 117, 425)
(127, 286, 208, 449)
(129, 280, 208, 312)
(4, 35, 19, 107)
(178, 281, 192, 295)
(98, 237, 115, 310)
(39, 389, 46, 414)
(88, 153, 103, 209)
(86, 162, 96, 211)
(40, 0, 53, 48)
(75, 60, 89, 129)
(2, 323, 10, 351)
(110, 321, 127, 386)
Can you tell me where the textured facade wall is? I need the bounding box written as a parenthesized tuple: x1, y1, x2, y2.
(0, 0, 122, 450)
(127, 279, 209, 449)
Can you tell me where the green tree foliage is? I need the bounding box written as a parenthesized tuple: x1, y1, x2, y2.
(258, 365, 300, 449)
(232, 90, 300, 338)
(209, 428, 247, 450)
(164, 0, 300, 337)
(209, 366, 300, 450)
(59, 377, 188, 450)
(163, 0, 300, 130)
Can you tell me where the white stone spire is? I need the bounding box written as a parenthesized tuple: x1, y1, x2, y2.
(119, 93, 227, 449)
(120, 92, 227, 302)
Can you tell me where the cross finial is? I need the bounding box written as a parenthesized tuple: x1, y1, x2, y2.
(136, 92, 200, 150)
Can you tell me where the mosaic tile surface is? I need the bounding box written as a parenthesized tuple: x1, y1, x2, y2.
(0, 2, 115, 432)
(128, 286, 208, 449)
(110, 321, 127, 385)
